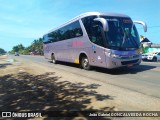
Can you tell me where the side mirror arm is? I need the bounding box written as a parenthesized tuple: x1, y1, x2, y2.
(94, 18, 109, 32)
(133, 20, 147, 32)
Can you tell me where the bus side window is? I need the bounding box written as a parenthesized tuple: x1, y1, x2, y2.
(82, 16, 104, 47)
(43, 35, 51, 44)
(91, 24, 104, 46)
(82, 16, 97, 39)
(46, 21, 83, 43)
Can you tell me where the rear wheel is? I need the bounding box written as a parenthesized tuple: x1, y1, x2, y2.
(81, 56, 91, 70)
(51, 54, 57, 64)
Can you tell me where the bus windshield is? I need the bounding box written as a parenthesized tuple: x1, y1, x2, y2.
(101, 16, 140, 50)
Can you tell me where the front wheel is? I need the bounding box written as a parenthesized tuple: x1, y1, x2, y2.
(81, 57, 91, 70)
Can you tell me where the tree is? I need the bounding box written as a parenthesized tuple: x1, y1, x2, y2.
(23, 46, 31, 55)
(10, 38, 44, 55)
(0, 48, 6, 55)
(36, 38, 43, 55)
(12, 44, 25, 54)
(29, 38, 43, 55)
(22, 38, 43, 55)
(12, 46, 19, 52)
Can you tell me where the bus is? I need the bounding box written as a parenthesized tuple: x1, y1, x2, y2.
(43, 12, 147, 70)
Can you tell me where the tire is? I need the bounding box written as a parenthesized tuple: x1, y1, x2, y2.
(152, 57, 157, 62)
(51, 54, 57, 64)
(81, 56, 91, 70)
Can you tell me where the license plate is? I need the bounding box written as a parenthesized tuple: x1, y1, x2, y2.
(127, 64, 133, 67)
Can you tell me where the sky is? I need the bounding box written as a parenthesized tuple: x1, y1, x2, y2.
(0, 0, 160, 51)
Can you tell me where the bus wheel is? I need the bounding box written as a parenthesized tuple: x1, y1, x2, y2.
(81, 57, 91, 70)
(51, 54, 57, 64)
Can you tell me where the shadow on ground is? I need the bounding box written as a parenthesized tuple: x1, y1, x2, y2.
(92, 64, 157, 75)
(0, 72, 114, 120)
(0, 63, 12, 69)
(49, 61, 156, 75)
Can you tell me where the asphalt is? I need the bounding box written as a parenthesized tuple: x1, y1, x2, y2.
(11, 55, 160, 99)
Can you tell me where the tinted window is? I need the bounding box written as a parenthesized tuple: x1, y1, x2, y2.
(46, 21, 83, 43)
(48, 31, 58, 42)
(43, 35, 51, 44)
(82, 16, 97, 40)
(82, 16, 105, 47)
(101, 16, 140, 50)
(67, 21, 83, 39)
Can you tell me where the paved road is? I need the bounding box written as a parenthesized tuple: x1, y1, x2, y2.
(11, 55, 160, 99)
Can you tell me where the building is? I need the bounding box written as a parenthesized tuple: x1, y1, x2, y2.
(140, 35, 160, 53)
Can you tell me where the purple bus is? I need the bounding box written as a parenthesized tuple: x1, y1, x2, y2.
(43, 12, 147, 70)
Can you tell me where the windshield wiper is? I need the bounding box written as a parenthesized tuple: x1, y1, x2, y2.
(129, 24, 139, 48)
(121, 34, 138, 50)
(120, 25, 139, 49)
(120, 28, 126, 49)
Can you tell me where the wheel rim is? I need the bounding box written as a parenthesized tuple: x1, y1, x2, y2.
(52, 59, 55, 63)
(83, 58, 89, 68)
(52, 55, 55, 63)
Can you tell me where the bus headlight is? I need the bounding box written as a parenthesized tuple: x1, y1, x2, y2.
(110, 54, 120, 58)
(107, 51, 120, 58)
(136, 48, 141, 54)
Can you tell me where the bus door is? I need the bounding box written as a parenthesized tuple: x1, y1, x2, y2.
(90, 44, 106, 67)
(89, 24, 107, 67)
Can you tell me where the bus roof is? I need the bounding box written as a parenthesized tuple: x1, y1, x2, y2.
(77, 12, 129, 19)
(45, 12, 130, 35)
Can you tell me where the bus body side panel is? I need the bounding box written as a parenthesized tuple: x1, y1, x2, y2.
(86, 40, 109, 68)
(54, 40, 68, 61)
(48, 19, 91, 65)
(43, 43, 51, 60)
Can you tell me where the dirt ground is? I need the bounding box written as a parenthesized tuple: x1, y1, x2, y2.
(0, 55, 159, 120)
(0, 55, 115, 120)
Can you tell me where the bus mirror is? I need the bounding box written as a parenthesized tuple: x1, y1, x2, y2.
(133, 20, 147, 32)
(94, 18, 109, 32)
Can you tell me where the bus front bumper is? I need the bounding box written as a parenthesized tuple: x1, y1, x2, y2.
(106, 57, 141, 69)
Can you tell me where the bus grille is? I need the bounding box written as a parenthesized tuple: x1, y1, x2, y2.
(120, 55, 140, 59)
(121, 59, 139, 65)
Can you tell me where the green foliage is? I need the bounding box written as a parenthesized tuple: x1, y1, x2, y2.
(10, 38, 43, 55)
(23, 46, 31, 55)
(0, 48, 6, 55)
(30, 38, 43, 55)
(12, 44, 25, 54)
(141, 47, 149, 53)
